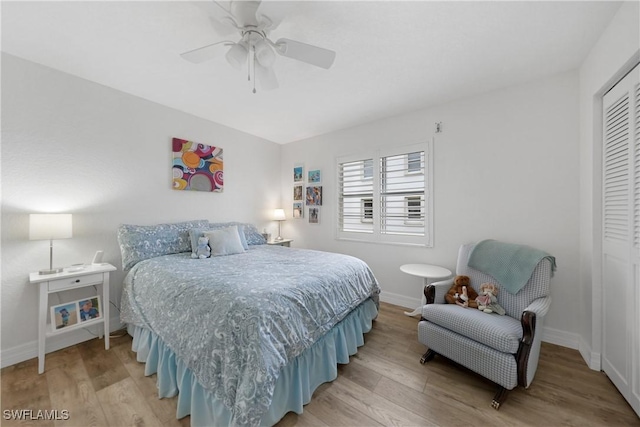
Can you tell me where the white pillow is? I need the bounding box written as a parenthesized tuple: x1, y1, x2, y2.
(205, 226, 245, 257)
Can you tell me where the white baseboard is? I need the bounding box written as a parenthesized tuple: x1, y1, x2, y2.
(1, 316, 124, 369)
(578, 335, 601, 371)
(541, 326, 579, 349)
(379, 291, 420, 310)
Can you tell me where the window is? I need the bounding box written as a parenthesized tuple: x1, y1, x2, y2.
(337, 142, 433, 246)
(337, 159, 374, 234)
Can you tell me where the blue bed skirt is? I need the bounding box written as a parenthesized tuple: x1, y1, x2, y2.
(128, 298, 378, 426)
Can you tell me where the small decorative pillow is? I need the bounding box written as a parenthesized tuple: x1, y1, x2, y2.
(205, 226, 246, 256)
(190, 224, 249, 255)
(209, 222, 266, 246)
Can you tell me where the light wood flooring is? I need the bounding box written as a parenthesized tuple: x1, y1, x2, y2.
(2, 302, 638, 426)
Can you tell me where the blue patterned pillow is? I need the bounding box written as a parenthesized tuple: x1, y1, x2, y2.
(209, 222, 266, 246)
(118, 220, 209, 270)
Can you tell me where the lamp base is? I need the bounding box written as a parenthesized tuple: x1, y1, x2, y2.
(275, 236, 283, 241)
(39, 267, 63, 275)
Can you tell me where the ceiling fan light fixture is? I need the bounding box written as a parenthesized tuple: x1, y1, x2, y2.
(254, 39, 276, 68)
(225, 41, 248, 69)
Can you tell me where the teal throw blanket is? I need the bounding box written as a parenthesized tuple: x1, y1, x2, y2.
(468, 240, 556, 294)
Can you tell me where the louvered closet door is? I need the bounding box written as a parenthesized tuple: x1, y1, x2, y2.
(602, 63, 640, 417)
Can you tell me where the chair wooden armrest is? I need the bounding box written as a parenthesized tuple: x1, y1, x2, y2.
(424, 278, 453, 305)
(516, 310, 537, 387)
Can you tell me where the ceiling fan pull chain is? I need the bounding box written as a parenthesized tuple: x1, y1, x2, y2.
(247, 38, 251, 82)
(252, 46, 257, 94)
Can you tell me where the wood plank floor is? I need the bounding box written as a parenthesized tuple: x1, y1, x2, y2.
(2, 302, 638, 426)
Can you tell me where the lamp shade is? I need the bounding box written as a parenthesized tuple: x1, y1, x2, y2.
(273, 209, 286, 221)
(29, 214, 73, 240)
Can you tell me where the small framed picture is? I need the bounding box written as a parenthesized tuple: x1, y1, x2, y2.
(293, 165, 304, 183)
(51, 302, 79, 330)
(305, 186, 322, 206)
(293, 202, 303, 218)
(308, 169, 321, 183)
(309, 207, 320, 224)
(293, 185, 303, 201)
(78, 296, 101, 323)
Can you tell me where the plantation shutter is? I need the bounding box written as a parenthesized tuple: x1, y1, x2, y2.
(338, 159, 374, 233)
(380, 151, 425, 236)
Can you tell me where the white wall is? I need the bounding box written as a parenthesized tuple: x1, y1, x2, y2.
(578, 1, 640, 369)
(281, 70, 581, 346)
(0, 54, 281, 366)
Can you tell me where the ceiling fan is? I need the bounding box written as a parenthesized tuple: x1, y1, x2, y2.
(181, 1, 336, 93)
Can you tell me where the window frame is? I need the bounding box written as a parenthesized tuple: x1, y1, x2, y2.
(336, 140, 433, 247)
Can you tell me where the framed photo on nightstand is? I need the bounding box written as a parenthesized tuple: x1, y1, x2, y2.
(51, 302, 79, 330)
(78, 296, 101, 322)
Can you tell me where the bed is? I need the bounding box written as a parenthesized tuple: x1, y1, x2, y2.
(117, 220, 380, 426)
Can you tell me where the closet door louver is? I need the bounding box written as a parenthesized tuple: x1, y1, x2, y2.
(634, 82, 640, 249)
(604, 92, 630, 243)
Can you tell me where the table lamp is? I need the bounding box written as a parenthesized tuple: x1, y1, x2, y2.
(273, 208, 286, 241)
(29, 213, 73, 275)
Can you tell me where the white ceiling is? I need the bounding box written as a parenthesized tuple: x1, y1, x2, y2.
(1, 1, 621, 144)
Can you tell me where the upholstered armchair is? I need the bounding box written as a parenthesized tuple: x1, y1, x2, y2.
(418, 241, 553, 409)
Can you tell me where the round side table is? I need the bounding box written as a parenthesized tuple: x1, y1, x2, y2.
(400, 263, 452, 316)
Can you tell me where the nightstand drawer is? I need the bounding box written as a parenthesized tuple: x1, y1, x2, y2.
(48, 273, 103, 292)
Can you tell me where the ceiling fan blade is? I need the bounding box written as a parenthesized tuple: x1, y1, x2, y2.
(255, 1, 286, 31)
(191, 1, 238, 32)
(230, 0, 261, 27)
(256, 64, 279, 91)
(180, 41, 230, 63)
(208, 16, 238, 37)
(274, 38, 336, 69)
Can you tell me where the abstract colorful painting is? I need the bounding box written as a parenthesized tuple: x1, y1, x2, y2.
(172, 138, 223, 192)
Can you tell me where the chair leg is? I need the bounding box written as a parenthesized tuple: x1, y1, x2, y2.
(420, 349, 436, 364)
(491, 386, 508, 410)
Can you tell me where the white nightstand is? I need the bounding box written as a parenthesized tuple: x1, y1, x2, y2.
(267, 239, 293, 247)
(29, 263, 116, 374)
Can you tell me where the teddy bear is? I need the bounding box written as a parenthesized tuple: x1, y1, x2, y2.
(445, 275, 479, 308)
(475, 283, 506, 315)
(192, 236, 211, 259)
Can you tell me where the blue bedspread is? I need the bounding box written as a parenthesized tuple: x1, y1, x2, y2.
(120, 245, 380, 426)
